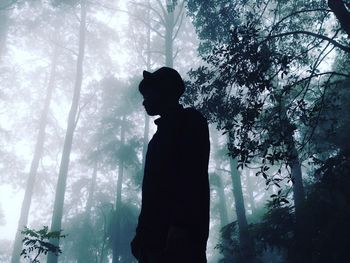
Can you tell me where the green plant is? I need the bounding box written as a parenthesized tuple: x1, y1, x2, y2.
(21, 226, 65, 263)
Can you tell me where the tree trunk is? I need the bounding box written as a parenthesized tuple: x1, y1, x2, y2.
(211, 127, 229, 227)
(11, 46, 59, 263)
(141, 4, 151, 172)
(289, 142, 305, 221)
(278, 103, 305, 223)
(0, 7, 9, 59)
(165, 0, 174, 67)
(112, 115, 126, 263)
(86, 162, 98, 215)
(77, 162, 98, 263)
(47, 1, 87, 262)
(328, 0, 350, 38)
(229, 157, 255, 263)
(286, 133, 308, 263)
(216, 175, 229, 227)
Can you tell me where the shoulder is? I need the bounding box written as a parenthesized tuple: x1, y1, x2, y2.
(182, 107, 208, 127)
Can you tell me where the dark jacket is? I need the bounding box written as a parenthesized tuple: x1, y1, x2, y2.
(135, 105, 210, 253)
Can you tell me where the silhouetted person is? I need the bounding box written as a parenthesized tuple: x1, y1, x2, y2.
(131, 67, 210, 263)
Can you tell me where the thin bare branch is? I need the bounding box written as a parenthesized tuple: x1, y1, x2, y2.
(270, 8, 332, 34)
(130, 26, 148, 66)
(0, 0, 17, 10)
(172, 11, 185, 40)
(173, 0, 185, 26)
(129, 1, 166, 26)
(257, 0, 272, 21)
(149, 50, 165, 55)
(289, 71, 350, 88)
(173, 47, 181, 60)
(155, 0, 167, 18)
(91, 2, 166, 38)
(264, 31, 350, 53)
(49, 39, 78, 56)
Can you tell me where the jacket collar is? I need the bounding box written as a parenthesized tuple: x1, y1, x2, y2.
(154, 104, 184, 126)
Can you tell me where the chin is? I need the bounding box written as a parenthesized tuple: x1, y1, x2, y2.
(146, 111, 159, 116)
(145, 108, 160, 116)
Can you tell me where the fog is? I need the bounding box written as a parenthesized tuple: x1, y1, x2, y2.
(1, 0, 350, 263)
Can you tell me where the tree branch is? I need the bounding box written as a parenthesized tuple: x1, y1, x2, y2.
(264, 31, 350, 53)
(172, 11, 185, 40)
(173, 0, 185, 26)
(49, 39, 78, 56)
(288, 71, 350, 89)
(129, 1, 166, 27)
(328, 0, 350, 38)
(155, 0, 167, 18)
(0, 0, 17, 10)
(173, 47, 181, 60)
(88, 2, 165, 38)
(270, 8, 331, 34)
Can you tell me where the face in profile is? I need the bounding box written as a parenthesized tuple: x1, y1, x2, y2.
(142, 89, 165, 116)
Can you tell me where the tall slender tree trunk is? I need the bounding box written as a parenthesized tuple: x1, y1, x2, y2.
(112, 115, 126, 263)
(141, 1, 151, 171)
(86, 161, 98, 215)
(211, 127, 228, 227)
(278, 101, 307, 262)
(165, 0, 174, 67)
(289, 142, 305, 220)
(0, 8, 9, 59)
(328, 0, 350, 38)
(11, 47, 59, 263)
(286, 133, 308, 262)
(47, 2, 87, 263)
(77, 161, 98, 263)
(277, 102, 305, 222)
(216, 174, 229, 227)
(229, 157, 255, 263)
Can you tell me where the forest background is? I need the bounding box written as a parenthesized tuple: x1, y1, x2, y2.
(0, 0, 349, 263)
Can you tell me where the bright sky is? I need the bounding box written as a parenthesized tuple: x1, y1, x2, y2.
(0, 0, 131, 245)
(0, 185, 24, 240)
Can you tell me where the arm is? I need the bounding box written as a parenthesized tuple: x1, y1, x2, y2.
(169, 109, 210, 232)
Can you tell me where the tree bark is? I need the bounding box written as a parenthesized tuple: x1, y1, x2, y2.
(286, 134, 308, 263)
(86, 162, 98, 215)
(165, 0, 174, 67)
(289, 142, 305, 221)
(47, 1, 87, 262)
(216, 174, 229, 227)
(77, 162, 98, 263)
(229, 157, 255, 263)
(0, 9, 9, 59)
(211, 127, 229, 227)
(11, 46, 59, 263)
(141, 3, 151, 172)
(328, 0, 350, 38)
(112, 115, 126, 263)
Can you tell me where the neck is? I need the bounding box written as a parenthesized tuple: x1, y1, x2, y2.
(159, 103, 181, 117)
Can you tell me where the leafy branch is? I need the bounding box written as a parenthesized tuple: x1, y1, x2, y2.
(20, 226, 66, 263)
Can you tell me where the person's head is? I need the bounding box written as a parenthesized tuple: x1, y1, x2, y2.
(139, 67, 185, 116)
